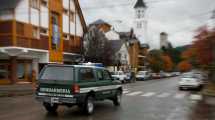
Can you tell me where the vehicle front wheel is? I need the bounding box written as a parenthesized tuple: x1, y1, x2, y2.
(83, 96, 95, 115)
(113, 90, 122, 106)
(43, 102, 58, 113)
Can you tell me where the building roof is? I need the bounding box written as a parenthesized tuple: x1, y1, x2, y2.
(140, 43, 150, 49)
(0, 0, 20, 10)
(134, 0, 147, 9)
(90, 19, 111, 26)
(74, 0, 88, 33)
(108, 40, 125, 53)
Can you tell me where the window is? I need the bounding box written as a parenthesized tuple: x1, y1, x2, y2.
(103, 70, 111, 80)
(51, 12, 60, 50)
(70, 11, 74, 22)
(0, 64, 9, 79)
(63, 34, 69, 40)
(79, 68, 95, 82)
(41, 0, 48, 7)
(40, 28, 48, 35)
(31, 0, 40, 9)
(63, 9, 69, 15)
(97, 70, 103, 80)
(137, 10, 141, 18)
(40, 66, 74, 81)
(137, 22, 142, 29)
(17, 63, 25, 79)
(32, 27, 40, 39)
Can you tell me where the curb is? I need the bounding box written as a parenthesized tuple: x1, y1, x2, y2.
(0, 91, 34, 98)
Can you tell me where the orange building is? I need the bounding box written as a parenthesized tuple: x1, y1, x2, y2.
(0, 0, 87, 85)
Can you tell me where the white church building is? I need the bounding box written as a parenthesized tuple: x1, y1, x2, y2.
(133, 0, 148, 44)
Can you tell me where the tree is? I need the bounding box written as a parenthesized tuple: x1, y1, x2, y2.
(84, 26, 113, 65)
(163, 47, 182, 64)
(147, 50, 164, 73)
(181, 47, 198, 67)
(193, 26, 214, 66)
(177, 61, 192, 72)
(162, 55, 174, 72)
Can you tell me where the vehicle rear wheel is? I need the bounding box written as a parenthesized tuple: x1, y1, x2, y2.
(43, 102, 58, 113)
(113, 90, 122, 106)
(83, 96, 94, 115)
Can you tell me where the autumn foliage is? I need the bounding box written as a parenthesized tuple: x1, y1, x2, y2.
(193, 26, 214, 66)
(181, 26, 215, 67)
(162, 55, 174, 71)
(177, 61, 192, 72)
(148, 50, 174, 72)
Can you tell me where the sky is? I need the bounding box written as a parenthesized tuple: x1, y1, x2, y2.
(79, 0, 215, 49)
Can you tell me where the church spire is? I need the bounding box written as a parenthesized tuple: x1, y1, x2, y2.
(134, 0, 147, 9)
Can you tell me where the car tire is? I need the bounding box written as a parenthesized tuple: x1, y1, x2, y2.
(83, 96, 94, 115)
(113, 90, 122, 106)
(43, 102, 58, 113)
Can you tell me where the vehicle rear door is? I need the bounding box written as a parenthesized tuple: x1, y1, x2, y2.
(77, 67, 97, 95)
(37, 66, 74, 99)
(95, 69, 115, 99)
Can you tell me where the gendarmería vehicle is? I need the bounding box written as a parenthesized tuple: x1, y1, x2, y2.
(35, 64, 123, 115)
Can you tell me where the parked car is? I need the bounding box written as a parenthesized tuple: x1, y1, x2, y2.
(152, 73, 161, 79)
(173, 72, 181, 76)
(178, 74, 202, 90)
(111, 71, 127, 83)
(36, 64, 122, 115)
(136, 71, 151, 81)
(125, 72, 132, 82)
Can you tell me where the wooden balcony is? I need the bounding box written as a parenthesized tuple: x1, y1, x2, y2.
(0, 20, 82, 54)
(63, 36, 82, 54)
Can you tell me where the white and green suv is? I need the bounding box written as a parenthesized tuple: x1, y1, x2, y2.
(36, 64, 122, 115)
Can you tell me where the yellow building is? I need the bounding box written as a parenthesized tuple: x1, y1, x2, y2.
(0, 0, 87, 85)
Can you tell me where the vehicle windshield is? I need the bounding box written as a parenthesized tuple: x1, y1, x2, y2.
(40, 66, 74, 81)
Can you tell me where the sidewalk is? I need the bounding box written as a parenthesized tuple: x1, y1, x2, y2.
(0, 82, 34, 97)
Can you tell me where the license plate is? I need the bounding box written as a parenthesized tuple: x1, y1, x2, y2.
(51, 97, 59, 103)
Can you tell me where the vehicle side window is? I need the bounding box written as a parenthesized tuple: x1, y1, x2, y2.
(79, 68, 95, 82)
(103, 70, 112, 80)
(97, 70, 103, 81)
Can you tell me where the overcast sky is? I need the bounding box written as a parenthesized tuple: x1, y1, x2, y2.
(79, 0, 215, 49)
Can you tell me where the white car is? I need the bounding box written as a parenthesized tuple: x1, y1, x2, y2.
(111, 71, 127, 83)
(136, 71, 151, 80)
(179, 75, 202, 90)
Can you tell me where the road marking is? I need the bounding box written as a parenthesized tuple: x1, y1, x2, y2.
(123, 90, 130, 94)
(141, 92, 156, 97)
(190, 94, 202, 101)
(157, 93, 171, 98)
(126, 91, 143, 96)
(174, 93, 186, 99)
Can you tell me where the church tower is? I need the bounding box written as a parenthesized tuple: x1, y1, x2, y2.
(134, 0, 147, 43)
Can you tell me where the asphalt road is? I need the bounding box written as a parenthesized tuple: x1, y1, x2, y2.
(0, 77, 208, 120)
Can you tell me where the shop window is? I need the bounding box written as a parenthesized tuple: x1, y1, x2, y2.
(33, 27, 40, 39)
(17, 64, 25, 80)
(31, 0, 40, 9)
(0, 65, 9, 79)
